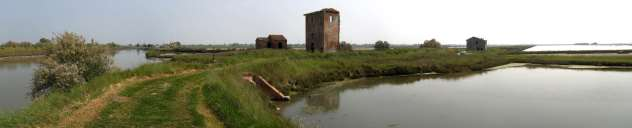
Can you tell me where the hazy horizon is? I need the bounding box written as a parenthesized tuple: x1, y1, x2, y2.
(2, 0, 632, 45)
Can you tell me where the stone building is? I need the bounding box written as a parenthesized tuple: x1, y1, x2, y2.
(466, 37, 487, 51)
(255, 34, 287, 49)
(305, 8, 340, 52)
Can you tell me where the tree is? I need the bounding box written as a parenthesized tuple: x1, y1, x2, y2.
(32, 32, 112, 96)
(421, 39, 441, 48)
(17, 41, 33, 47)
(339, 41, 353, 51)
(106, 42, 118, 48)
(39, 38, 51, 44)
(36, 37, 53, 47)
(374, 40, 390, 50)
(2, 41, 18, 48)
(168, 41, 181, 48)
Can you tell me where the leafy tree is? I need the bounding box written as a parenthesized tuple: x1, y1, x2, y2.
(39, 38, 51, 44)
(2, 41, 18, 48)
(106, 42, 118, 48)
(374, 40, 390, 50)
(165, 41, 182, 49)
(32, 32, 112, 96)
(421, 38, 441, 48)
(17, 41, 33, 47)
(36, 37, 53, 47)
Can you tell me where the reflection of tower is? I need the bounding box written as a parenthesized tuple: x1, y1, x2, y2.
(305, 92, 340, 113)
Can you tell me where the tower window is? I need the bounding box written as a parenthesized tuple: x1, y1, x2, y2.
(329, 16, 334, 23)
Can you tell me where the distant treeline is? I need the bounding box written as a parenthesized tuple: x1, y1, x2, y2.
(1, 37, 123, 58)
(0, 38, 52, 57)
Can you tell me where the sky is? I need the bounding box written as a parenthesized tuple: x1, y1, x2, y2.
(1, 0, 632, 45)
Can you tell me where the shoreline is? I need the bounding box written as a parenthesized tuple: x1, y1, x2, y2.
(0, 55, 45, 63)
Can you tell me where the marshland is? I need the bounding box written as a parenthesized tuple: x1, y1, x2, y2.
(2, 1, 632, 128)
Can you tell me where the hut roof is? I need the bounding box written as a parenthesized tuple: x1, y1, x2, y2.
(256, 37, 268, 41)
(305, 8, 339, 16)
(268, 35, 287, 41)
(467, 37, 485, 41)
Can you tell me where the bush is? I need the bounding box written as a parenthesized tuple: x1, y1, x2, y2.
(32, 60, 85, 97)
(339, 41, 353, 51)
(421, 39, 441, 48)
(47, 32, 112, 80)
(32, 32, 112, 96)
(374, 40, 390, 50)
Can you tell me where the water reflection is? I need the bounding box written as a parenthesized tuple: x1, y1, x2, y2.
(282, 66, 632, 128)
(0, 62, 38, 111)
(304, 92, 339, 114)
(293, 71, 489, 116)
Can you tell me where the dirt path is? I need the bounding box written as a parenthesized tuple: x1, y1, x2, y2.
(53, 70, 200, 128)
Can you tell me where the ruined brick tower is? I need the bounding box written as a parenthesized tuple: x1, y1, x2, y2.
(305, 8, 340, 52)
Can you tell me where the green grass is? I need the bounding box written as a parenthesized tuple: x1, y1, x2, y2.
(509, 54, 632, 66)
(144, 49, 162, 58)
(0, 47, 47, 58)
(88, 72, 208, 127)
(202, 49, 509, 93)
(0, 62, 207, 127)
(187, 87, 206, 127)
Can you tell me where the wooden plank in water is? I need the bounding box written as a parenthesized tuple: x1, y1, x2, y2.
(244, 74, 290, 101)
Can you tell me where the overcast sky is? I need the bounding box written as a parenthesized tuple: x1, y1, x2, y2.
(1, 0, 631, 45)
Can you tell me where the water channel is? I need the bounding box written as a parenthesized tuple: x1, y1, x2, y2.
(282, 66, 632, 128)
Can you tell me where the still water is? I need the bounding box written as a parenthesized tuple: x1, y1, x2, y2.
(0, 49, 157, 111)
(282, 66, 632, 128)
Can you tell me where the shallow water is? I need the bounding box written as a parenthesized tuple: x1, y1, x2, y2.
(0, 49, 157, 111)
(282, 67, 632, 128)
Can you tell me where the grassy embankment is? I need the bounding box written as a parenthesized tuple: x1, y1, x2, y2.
(2, 48, 512, 127)
(164, 48, 509, 127)
(0, 47, 47, 58)
(509, 54, 632, 66)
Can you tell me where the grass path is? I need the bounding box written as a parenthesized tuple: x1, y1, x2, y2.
(86, 70, 226, 127)
(193, 86, 225, 128)
(52, 69, 201, 128)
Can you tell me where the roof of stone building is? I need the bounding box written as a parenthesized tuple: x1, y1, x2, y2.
(305, 8, 339, 16)
(256, 37, 268, 41)
(467, 37, 485, 41)
(268, 35, 287, 41)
